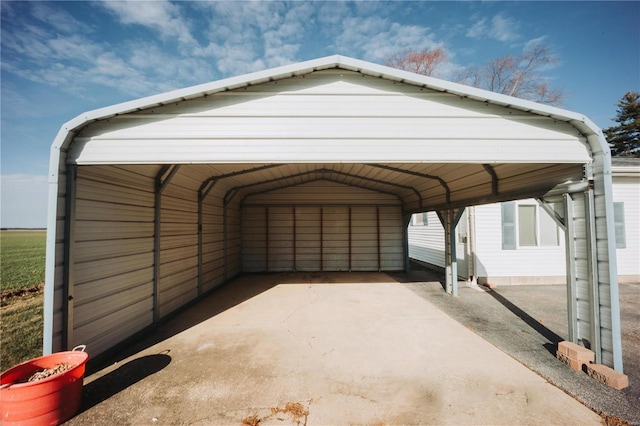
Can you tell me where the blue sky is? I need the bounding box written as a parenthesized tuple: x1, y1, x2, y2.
(1, 1, 639, 228)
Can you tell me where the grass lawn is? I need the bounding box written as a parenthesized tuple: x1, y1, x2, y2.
(1, 230, 46, 292)
(1, 230, 46, 368)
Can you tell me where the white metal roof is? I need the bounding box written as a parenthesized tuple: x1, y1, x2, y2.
(52, 54, 608, 156)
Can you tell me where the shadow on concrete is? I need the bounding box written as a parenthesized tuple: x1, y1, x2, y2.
(85, 275, 278, 373)
(486, 289, 564, 355)
(80, 353, 172, 414)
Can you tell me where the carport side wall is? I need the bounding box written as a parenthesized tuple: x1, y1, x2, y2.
(201, 187, 226, 292)
(52, 165, 237, 358)
(71, 165, 155, 355)
(157, 170, 199, 318)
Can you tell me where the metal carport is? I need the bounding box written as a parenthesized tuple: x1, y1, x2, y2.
(44, 55, 623, 372)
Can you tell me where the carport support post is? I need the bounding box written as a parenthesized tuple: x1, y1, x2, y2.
(154, 165, 180, 323)
(585, 187, 602, 363)
(438, 208, 465, 296)
(198, 179, 217, 297)
(403, 214, 412, 272)
(563, 193, 578, 343)
(62, 164, 77, 350)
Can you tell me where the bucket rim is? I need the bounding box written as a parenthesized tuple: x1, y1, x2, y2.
(1, 350, 89, 390)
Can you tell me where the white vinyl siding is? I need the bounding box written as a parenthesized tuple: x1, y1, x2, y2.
(408, 211, 467, 271)
(613, 176, 640, 277)
(475, 201, 567, 281)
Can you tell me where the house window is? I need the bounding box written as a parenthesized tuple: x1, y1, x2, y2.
(502, 202, 559, 249)
(412, 212, 429, 226)
(614, 202, 626, 249)
(518, 205, 537, 246)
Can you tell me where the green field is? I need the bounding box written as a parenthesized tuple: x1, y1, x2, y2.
(1, 230, 46, 368)
(1, 230, 46, 291)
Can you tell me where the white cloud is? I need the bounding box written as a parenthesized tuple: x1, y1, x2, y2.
(466, 18, 486, 39)
(195, 2, 316, 76)
(1, 175, 48, 228)
(100, 0, 196, 46)
(489, 13, 520, 42)
(466, 13, 520, 42)
(30, 2, 91, 34)
(524, 35, 549, 51)
(334, 16, 441, 63)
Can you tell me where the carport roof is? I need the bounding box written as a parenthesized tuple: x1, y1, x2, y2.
(49, 54, 610, 213)
(53, 54, 606, 155)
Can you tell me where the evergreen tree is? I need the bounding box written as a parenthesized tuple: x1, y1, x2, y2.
(604, 91, 640, 157)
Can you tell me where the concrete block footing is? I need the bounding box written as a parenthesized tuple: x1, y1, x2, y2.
(557, 341, 628, 390)
(586, 364, 629, 390)
(557, 352, 586, 372)
(557, 341, 595, 363)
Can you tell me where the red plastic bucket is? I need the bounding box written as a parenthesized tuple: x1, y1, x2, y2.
(1, 346, 89, 426)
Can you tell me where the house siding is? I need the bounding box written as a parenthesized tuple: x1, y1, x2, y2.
(613, 176, 640, 280)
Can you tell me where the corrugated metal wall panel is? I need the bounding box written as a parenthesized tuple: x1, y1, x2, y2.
(322, 207, 350, 271)
(73, 298, 153, 357)
(239, 207, 266, 272)
(244, 180, 400, 206)
(267, 207, 295, 272)
(72, 165, 156, 351)
(242, 203, 403, 272)
(592, 153, 621, 368)
(351, 207, 379, 271)
(295, 207, 321, 271)
(567, 191, 594, 351)
(379, 207, 404, 270)
(225, 204, 243, 278)
(75, 179, 155, 207)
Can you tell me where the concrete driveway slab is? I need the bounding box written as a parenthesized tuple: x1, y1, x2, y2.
(67, 273, 603, 425)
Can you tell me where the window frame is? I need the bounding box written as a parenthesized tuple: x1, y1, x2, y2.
(411, 212, 429, 226)
(502, 201, 560, 250)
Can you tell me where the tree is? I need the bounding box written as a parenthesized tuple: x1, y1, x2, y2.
(384, 48, 447, 77)
(604, 91, 640, 157)
(385, 42, 564, 106)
